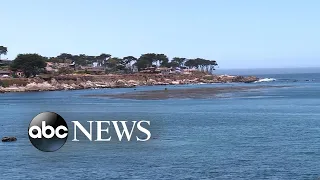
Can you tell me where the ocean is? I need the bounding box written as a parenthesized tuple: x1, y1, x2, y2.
(0, 69, 320, 179)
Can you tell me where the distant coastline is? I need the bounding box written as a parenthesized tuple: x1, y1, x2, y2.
(0, 50, 260, 93)
(0, 73, 259, 93)
(215, 67, 320, 75)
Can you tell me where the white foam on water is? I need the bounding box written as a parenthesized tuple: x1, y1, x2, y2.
(254, 78, 276, 83)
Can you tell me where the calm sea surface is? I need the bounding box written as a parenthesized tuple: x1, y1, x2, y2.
(1, 71, 320, 179)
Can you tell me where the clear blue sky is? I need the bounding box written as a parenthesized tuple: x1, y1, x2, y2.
(2, 0, 320, 69)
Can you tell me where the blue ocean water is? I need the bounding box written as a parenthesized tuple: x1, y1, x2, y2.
(1, 71, 320, 179)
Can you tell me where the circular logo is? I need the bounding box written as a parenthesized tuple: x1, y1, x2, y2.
(28, 112, 68, 152)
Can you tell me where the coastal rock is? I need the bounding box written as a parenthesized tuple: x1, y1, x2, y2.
(163, 78, 171, 84)
(127, 80, 139, 86)
(2, 136, 17, 142)
(84, 81, 95, 88)
(79, 81, 92, 88)
(217, 75, 234, 83)
(171, 81, 180, 85)
(25, 82, 55, 91)
(1, 85, 25, 92)
(199, 79, 207, 83)
(233, 76, 258, 83)
(29, 77, 45, 83)
(50, 78, 59, 86)
(146, 79, 157, 85)
(115, 79, 128, 87)
(0, 74, 260, 92)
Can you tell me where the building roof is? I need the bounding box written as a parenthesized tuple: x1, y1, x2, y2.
(0, 70, 11, 74)
(0, 60, 13, 65)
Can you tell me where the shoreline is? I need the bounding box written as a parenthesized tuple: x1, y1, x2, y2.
(0, 73, 259, 93)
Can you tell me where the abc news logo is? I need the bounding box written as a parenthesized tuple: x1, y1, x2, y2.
(28, 112, 151, 152)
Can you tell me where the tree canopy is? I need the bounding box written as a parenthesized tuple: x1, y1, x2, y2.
(41, 53, 217, 70)
(11, 54, 47, 77)
(185, 58, 217, 73)
(7, 51, 218, 74)
(134, 53, 170, 70)
(0, 46, 8, 60)
(106, 57, 124, 71)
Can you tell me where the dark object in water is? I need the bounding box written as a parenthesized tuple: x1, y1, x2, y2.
(164, 88, 168, 91)
(2, 136, 17, 142)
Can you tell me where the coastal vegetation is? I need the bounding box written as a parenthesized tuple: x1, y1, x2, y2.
(1, 45, 218, 77)
(0, 46, 7, 60)
(10, 54, 47, 78)
(0, 45, 259, 93)
(45, 53, 218, 74)
(46, 52, 217, 71)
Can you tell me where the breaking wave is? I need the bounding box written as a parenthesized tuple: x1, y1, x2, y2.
(254, 78, 276, 83)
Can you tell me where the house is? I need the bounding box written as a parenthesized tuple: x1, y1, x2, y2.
(0, 70, 11, 77)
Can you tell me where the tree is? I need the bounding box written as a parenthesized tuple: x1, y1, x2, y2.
(106, 57, 124, 72)
(123, 56, 137, 65)
(135, 54, 155, 70)
(135, 53, 154, 70)
(0, 46, 8, 60)
(97, 53, 111, 67)
(72, 54, 87, 66)
(57, 53, 73, 61)
(185, 59, 196, 68)
(11, 54, 47, 77)
(98, 53, 111, 60)
(171, 57, 186, 67)
(166, 61, 179, 68)
(135, 57, 150, 70)
(135, 53, 169, 70)
(185, 58, 218, 74)
(123, 56, 137, 71)
(156, 54, 169, 67)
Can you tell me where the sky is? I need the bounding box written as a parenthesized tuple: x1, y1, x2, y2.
(1, 0, 320, 69)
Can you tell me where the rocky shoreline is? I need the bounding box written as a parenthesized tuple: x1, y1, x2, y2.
(0, 73, 259, 93)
